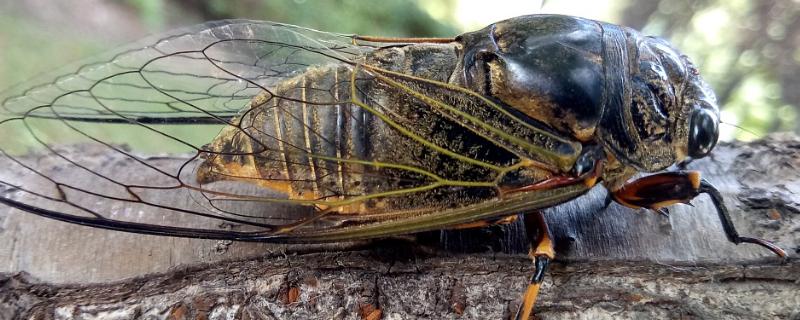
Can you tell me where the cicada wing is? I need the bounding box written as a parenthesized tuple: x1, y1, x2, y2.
(0, 20, 585, 242)
(0, 20, 372, 239)
(1, 20, 364, 125)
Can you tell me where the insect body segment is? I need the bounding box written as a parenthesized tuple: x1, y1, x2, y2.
(200, 44, 510, 214)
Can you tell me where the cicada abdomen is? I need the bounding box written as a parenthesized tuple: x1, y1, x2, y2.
(197, 44, 477, 213)
(196, 40, 583, 224)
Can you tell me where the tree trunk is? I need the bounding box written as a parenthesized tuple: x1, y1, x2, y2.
(1, 135, 799, 319)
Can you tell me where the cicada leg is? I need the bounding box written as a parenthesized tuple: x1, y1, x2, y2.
(514, 211, 554, 320)
(611, 171, 786, 259)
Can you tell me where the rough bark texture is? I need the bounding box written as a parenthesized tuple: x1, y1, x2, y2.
(1, 135, 799, 319)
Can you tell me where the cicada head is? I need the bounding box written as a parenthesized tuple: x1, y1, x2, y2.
(634, 36, 720, 167)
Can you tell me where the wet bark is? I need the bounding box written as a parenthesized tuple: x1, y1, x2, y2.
(1, 135, 799, 319)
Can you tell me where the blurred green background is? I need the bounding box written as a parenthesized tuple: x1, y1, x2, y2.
(1, 0, 798, 141)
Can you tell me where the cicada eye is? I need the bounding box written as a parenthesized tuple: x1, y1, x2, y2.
(688, 108, 719, 158)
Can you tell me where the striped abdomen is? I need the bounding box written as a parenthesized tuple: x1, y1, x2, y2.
(197, 43, 520, 212)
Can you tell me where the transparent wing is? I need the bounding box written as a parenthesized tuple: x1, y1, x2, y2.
(0, 20, 376, 241)
(0, 20, 584, 242)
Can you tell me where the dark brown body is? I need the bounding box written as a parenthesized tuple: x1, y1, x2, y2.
(200, 15, 693, 217)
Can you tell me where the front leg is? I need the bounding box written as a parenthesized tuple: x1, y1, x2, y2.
(611, 171, 786, 258)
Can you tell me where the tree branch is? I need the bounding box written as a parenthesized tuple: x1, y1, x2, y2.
(1, 135, 798, 319)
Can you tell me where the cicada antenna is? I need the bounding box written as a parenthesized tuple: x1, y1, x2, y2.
(719, 120, 762, 140)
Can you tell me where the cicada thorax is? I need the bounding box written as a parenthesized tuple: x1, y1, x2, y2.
(452, 15, 709, 185)
(196, 43, 572, 216)
(454, 15, 608, 143)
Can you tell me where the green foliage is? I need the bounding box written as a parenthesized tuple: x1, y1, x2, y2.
(243, 0, 458, 36)
(124, 0, 167, 30)
(0, 15, 106, 91)
(126, 0, 459, 37)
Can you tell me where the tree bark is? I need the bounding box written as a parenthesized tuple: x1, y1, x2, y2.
(1, 135, 798, 319)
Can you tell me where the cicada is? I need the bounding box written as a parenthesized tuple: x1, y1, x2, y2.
(0, 15, 786, 319)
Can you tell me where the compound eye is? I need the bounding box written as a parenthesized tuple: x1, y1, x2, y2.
(688, 108, 719, 158)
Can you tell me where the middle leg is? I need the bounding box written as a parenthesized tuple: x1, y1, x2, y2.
(514, 211, 555, 320)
